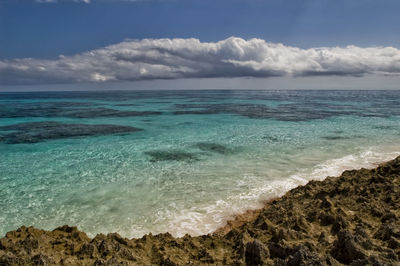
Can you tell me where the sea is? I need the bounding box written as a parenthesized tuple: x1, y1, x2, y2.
(1, 90, 399, 238)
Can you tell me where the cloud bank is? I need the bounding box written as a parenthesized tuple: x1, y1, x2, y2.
(1, 37, 400, 85)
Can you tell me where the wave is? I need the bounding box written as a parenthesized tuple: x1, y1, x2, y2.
(152, 146, 400, 238)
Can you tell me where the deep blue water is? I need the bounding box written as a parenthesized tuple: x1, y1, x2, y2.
(1, 90, 399, 237)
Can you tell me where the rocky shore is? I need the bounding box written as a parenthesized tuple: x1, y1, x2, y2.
(1, 156, 400, 265)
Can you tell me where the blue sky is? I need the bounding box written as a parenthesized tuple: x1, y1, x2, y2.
(2, 0, 400, 59)
(1, 0, 400, 89)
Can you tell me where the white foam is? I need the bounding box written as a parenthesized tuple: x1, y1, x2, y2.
(156, 146, 400, 238)
(290, 148, 400, 183)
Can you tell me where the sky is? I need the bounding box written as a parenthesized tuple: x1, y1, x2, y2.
(1, 0, 400, 90)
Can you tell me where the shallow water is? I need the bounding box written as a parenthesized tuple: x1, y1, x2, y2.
(0, 90, 399, 238)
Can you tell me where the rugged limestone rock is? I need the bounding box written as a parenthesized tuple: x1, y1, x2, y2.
(1, 156, 400, 265)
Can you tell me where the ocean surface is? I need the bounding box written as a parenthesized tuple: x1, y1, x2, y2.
(1, 90, 400, 238)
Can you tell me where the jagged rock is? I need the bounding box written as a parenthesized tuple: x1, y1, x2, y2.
(160, 256, 179, 266)
(381, 212, 397, 222)
(388, 236, 400, 249)
(79, 243, 97, 257)
(286, 245, 322, 266)
(0, 252, 22, 265)
(21, 235, 39, 252)
(244, 239, 269, 265)
(318, 232, 329, 245)
(331, 230, 368, 264)
(374, 222, 400, 241)
(268, 242, 290, 259)
(1, 156, 400, 265)
(31, 253, 53, 265)
(331, 215, 348, 234)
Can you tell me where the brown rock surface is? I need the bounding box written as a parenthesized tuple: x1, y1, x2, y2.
(1, 156, 400, 265)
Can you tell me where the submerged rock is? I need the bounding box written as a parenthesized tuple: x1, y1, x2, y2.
(194, 142, 235, 154)
(173, 103, 362, 121)
(145, 150, 199, 162)
(322, 136, 350, 140)
(0, 121, 142, 144)
(0, 102, 162, 119)
(1, 156, 400, 265)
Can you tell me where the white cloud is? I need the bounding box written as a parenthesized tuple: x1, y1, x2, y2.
(1, 37, 400, 85)
(35, 0, 57, 3)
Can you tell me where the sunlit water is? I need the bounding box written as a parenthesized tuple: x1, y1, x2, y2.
(0, 90, 399, 238)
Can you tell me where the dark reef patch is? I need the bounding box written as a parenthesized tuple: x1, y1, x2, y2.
(0, 101, 97, 118)
(178, 122, 195, 126)
(145, 150, 199, 162)
(322, 135, 365, 141)
(374, 125, 397, 130)
(172, 103, 359, 121)
(172, 98, 400, 121)
(0, 102, 162, 118)
(0, 121, 142, 144)
(60, 108, 162, 118)
(262, 135, 280, 142)
(113, 104, 140, 107)
(194, 142, 235, 154)
(322, 136, 351, 140)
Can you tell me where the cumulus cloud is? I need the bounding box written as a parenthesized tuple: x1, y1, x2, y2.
(1, 37, 400, 85)
(35, 0, 57, 3)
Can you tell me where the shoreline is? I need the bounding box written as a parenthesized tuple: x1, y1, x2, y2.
(1, 155, 400, 265)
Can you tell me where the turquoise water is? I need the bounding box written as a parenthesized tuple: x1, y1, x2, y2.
(1, 90, 400, 237)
